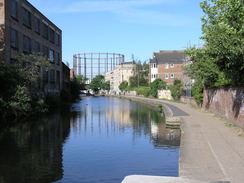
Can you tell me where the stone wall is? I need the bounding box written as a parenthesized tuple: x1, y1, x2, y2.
(158, 90, 172, 100)
(203, 88, 244, 129)
(180, 96, 197, 106)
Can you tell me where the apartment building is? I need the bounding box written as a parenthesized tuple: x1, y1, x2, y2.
(149, 50, 188, 84)
(0, 0, 62, 94)
(106, 62, 136, 93)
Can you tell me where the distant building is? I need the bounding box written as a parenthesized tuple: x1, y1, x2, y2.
(0, 0, 63, 94)
(106, 62, 136, 93)
(149, 50, 189, 84)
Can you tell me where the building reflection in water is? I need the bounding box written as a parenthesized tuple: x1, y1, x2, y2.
(0, 113, 71, 183)
(70, 97, 180, 148)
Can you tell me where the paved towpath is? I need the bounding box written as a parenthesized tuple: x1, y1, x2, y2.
(121, 96, 244, 183)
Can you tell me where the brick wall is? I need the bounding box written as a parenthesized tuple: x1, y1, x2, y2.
(157, 63, 184, 84)
(203, 88, 244, 129)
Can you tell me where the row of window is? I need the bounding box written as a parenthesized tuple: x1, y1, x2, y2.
(10, 28, 61, 65)
(151, 73, 175, 79)
(43, 69, 61, 84)
(151, 63, 175, 69)
(10, 0, 61, 46)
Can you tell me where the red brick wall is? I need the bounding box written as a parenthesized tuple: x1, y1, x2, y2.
(203, 88, 244, 129)
(157, 63, 184, 84)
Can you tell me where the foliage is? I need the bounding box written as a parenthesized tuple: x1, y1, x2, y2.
(200, 0, 244, 86)
(68, 75, 87, 102)
(119, 81, 129, 91)
(135, 87, 151, 97)
(192, 80, 204, 105)
(75, 75, 87, 90)
(89, 75, 105, 93)
(170, 79, 183, 100)
(185, 0, 244, 105)
(102, 81, 110, 91)
(0, 54, 50, 122)
(129, 61, 149, 87)
(150, 79, 167, 98)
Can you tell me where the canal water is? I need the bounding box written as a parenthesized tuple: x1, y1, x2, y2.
(0, 97, 180, 183)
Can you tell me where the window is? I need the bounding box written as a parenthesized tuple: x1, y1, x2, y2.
(23, 8, 31, 28)
(10, 0, 18, 20)
(42, 45, 49, 58)
(152, 63, 157, 68)
(10, 28, 18, 49)
(56, 71, 60, 89)
(55, 33, 60, 46)
(43, 71, 48, 83)
(165, 74, 169, 79)
(56, 52, 60, 65)
(34, 41, 40, 53)
(165, 63, 169, 69)
(170, 64, 174, 68)
(23, 35, 31, 53)
(50, 69, 55, 82)
(42, 23, 49, 40)
(34, 17, 40, 34)
(152, 74, 157, 79)
(49, 49, 54, 63)
(170, 73, 175, 79)
(49, 28, 55, 43)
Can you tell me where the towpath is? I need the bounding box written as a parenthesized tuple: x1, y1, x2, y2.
(121, 96, 244, 183)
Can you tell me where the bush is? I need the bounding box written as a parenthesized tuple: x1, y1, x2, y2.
(119, 81, 129, 91)
(192, 80, 204, 105)
(150, 79, 166, 98)
(135, 87, 151, 97)
(8, 86, 32, 118)
(170, 79, 183, 100)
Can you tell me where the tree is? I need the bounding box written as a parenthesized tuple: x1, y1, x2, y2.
(119, 81, 128, 91)
(150, 79, 166, 98)
(170, 79, 183, 100)
(200, 0, 244, 86)
(102, 81, 110, 91)
(89, 75, 105, 93)
(185, 0, 244, 104)
(129, 61, 149, 87)
(75, 75, 87, 90)
(0, 54, 50, 121)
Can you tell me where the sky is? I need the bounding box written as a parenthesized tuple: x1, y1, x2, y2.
(28, 0, 204, 67)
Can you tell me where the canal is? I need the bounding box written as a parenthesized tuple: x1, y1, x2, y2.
(0, 97, 180, 183)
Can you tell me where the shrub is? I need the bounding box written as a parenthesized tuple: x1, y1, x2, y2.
(192, 80, 204, 105)
(135, 87, 151, 97)
(170, 79, 183, 100)
(119, 81, 129, 91)
(150, 79, 166, 98)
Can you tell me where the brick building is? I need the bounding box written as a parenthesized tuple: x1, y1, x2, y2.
(0, 0, 63, 94)
(149, 50, 188, 85)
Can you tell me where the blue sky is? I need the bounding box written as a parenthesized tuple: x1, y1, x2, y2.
(28, 0, 204, 67)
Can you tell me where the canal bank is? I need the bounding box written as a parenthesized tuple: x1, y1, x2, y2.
(118, 96, 244, 183)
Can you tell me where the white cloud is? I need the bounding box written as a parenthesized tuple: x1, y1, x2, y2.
(53, 0, 190, 26)
(62, 0, 179, 13)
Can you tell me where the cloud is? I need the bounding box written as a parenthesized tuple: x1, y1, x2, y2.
(53, 0, 191, 26)
(62, 0, 179, 13)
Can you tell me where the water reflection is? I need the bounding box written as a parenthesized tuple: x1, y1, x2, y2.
(71, 97, 180, 148)
(0, 97, 180, 183)
(0, 114, 70, 183)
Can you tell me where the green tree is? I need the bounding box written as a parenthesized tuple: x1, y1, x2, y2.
(75, 75, 87, 90)
(89, 75, 105, 93)
(119, 81, 128, 91)
(200, 0, 244, 86)
(185, 0, 244, 104)
(150, 79, 167, 98)
(170, 79, 183, 100)
(102, 81, 110, 91)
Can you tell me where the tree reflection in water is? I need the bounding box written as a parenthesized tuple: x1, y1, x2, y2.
(0, 97, 180, 183)
(0, 113, 70, 183)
